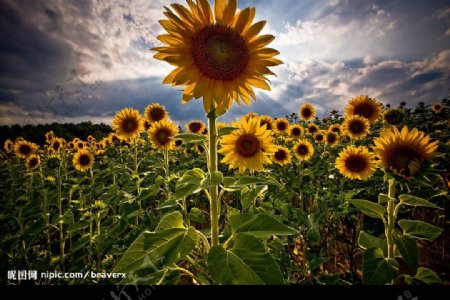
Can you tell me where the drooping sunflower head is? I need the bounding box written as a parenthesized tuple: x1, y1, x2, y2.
(342, 115, 371, 140)
(112, 108, 144, 141)
(219, 117, 275, 173)
(383, 109, 403, 125)
(299, 104, 316, 121)
(186, 120, 206, 134)
(4, 139, 13, 153)
(373, 126, 439, 179)
(432, 103, 444, 113)
(258, 115, 274, 131)
(307, 124, 319, 135)
(335, 146, 377, 180)
(325, 131, 340, 147)
(293, 139, 314, 161)
(289, 124, 304, 139)
(345, 95, 382, 124)
(272, 146, 291, 165)
(313, 131, 325, 143)
(73, 149, 94, 172)
(25, 154, 41, 171)
(274, 118, 289, 133)
(329, 124, 342, 136)
(149, 119, 179, 150)
(14, 140, 38, 158)
(145, 103, 169, 123)
(153, 0, 282, 114)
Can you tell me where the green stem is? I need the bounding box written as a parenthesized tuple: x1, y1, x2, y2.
(208, 109, 219, 247)
(57, 164, 65, 265)
(182, 197, 190, 226)
(134, 139, 140, 195)
(386, 179, 396, 259)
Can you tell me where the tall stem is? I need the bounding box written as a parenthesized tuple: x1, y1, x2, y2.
(208, 109, 219, 247)
(57, 164, 65, 265)
(134, 139, 140, 195)
(386, 179, 396, 259)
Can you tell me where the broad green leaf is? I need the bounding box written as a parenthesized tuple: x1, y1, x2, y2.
(362, 247, 398, 285)
(175, 168, 205, 198)
(217, 126, 238, 137)
(240, 185, 268, 211)
(231, 176, 283, 189)
(398, 195, 441, 209)
(229, 213, 297, 239)
(200, 171, 223, 189)
(358, 231, 387, 256)
(378, 193, 393, 204)
(207, 234, 284, 285)
(393, 234, 418, 273)
(414, 267, 442, 284)
(155, 211, 185, 232)
(398, 220, 442, 241)
(174, 133, 206, 144)
(349, 199, 386, 219)
(188, 207, 206, 224)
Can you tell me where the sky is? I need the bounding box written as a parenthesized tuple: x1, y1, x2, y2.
(0, 0, 449, 126)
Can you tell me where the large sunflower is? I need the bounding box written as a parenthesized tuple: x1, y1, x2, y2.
(336, 146, 377, 180)
(186, 120, 207, 134)
(342, 115, 370, 140)
(149, 120, 179, 150)
(25, 154, 41, 171)
(145, 103, 169, 123)
(4, 139, 13, 153)
(112, 108, 144, 141)
(219, 117, 275, 173)
(272, 146, 291, 165)
(153, 0, 282, 114)
(293, 140, 314, 161)
(289, 124, 304, 139)
(345, 95, 382, 124)
(299, 104, 316, 121)
(73, 149, 94, 172)
(373, 126, 439, 179)
(14, 140, 38, 158)
(274, 118, 289, 133)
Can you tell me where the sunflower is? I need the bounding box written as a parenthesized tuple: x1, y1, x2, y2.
(108, 133, 120, 145)
(274, 118, 289, 133)
(194, 144, 206, 154)
(76, 141, 86, 150)
(272, 146, 291, 165)
(243, 112, 259, 122)
(345, 95, 382, 124)
(307, 124, 319, 135)
(383, 109, 403, 125)
(313, 131, 325, 143)
(329, 124, 342, 135)
(45, 131, 55, 143)
(186, 120, 207, 134)
(432, 103, 444, 113)
(4, 139, 13, 153)
(299, 104, 316, 121)
(342, 115, 370, 140)
(50, 138, 63, 152)
(87, 135, 95, 142)
(289, 124, 304, 139)
(259, 115, 274, 131)
(373, 126, 439, 179)
(293, 140, 314, 161)
(148, 120, 179, 150)
(14, 140, 38, 158)
(112, 108, 144, 141)
(335, 146, 377, 180)
(145, 103, 169, 123)
(153, 0, 282, 114)
(325, 131, 339, 147)
(73, 149, 94, 172)
(25, 154, 41, 171)
(219, 117, 275, 173)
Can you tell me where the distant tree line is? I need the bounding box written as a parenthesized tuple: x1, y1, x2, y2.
(0, 122, 112, 146)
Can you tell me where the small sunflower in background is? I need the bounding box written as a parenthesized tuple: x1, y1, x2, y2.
(432, 103, 444, 113)
(75, 140, 86, 150)
(193, 144, 207, 155)
(186, 120, 206, 134)
(112, 108, 144, 141)
(25, 154, 41, 171)
(336, 146, 377, 180)
(45, 131, 55, 143)
(293, 140, 314, 161)
(328, 124, 342, 136)
(313, 131, 325, 143)
(259, 115, 275, 131)
(272, 146, 291, 165)
(325, 131, 339, 147)
(87, 135, 95, 142)
(299, 104, 316, 121)
(307, 124, 319, 135)
(274, 118, 290, 134)
(14, 140, 38, 158)
(289, 124, 304, 139)
(3, 139, 13, 153)
(243, 112, 259, 122)
(108, 133, 120, 145)
(373, 126, 438, 179)
(219, 117, 275, 173)
(50, 138, 63, 153)
(145, 103, 169, 123)
(149, 120, 179, 150)
(345, 95, 382, 124)
(73, 149, 94, 172)
(383, 109, 403, 125)
(342, 115, 370, 140)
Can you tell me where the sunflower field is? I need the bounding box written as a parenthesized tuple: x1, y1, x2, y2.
(1, 0, 449, 286)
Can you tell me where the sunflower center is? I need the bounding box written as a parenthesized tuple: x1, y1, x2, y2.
(236, 134, 260, 158)
(189, 123, 203, 133)
(261, 121, 272, 130)
(302, 108, 312, 118)
(354, 103, 374, 119)
(79, 155, 91, 166)
(53, 142, 60, 151)
(19, 144, 31, 155)
(388, 147, 421, 174)
(385, 111, 400, 124)
(274, 150, 287, 161)
(315, 134, 324, 142)
(327, 134, 336, 144)
(296, 145, 309, 156)
(29, 158, 38, 168)
(122, 118, 138, 133)
(175, 140, 183, 147)
(156, 129, 171, 145)
(292, 128, 301, 136)
(277, 122, 287, 131)
(345, 155, 367, 172)
(349, 121, 364, 134)
(78, 143, 84, 149)
(191, 25, 249, 81)
(308, 126, 318, 134)
(150, 107, 165, 121)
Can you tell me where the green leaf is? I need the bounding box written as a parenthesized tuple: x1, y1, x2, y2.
(378, 194, 393, 204)
(207, 234, 284, 284)
(414, 267, 442, 284)
(398, 220, 442, 241)
(155, 211, 185, 232)
(201, 171, 223, 189)
(240, 185, 268, 211)
(362, 247, 398, 285)
(398, 195, 442, 209)
(231, 176, 283, 189)
(217, 126, 238, 137)
(229, 213, 298, 239)
(174, 133, 207, 144)
(175, 168, 206, 198)
(188, 207, 206, 224)
(358, 231, 387, 256)
(348, 199, 386, 219)
(393, 234, 418, 273)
